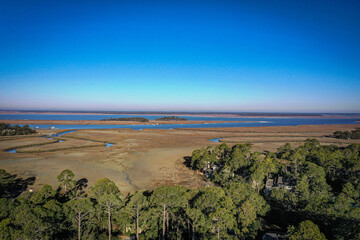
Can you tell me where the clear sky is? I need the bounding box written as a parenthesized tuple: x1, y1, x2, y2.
(1, 0, 359, 112)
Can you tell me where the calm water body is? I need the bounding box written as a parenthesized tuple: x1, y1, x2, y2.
(106, 143, 114, 147)
(1, 114, 358, 130)
(209, 138, 223, 142)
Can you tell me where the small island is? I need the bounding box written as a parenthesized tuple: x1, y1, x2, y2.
(155, 116, 188, 121)
(100, 117, 149, 122)
(0, 123, 36, 136)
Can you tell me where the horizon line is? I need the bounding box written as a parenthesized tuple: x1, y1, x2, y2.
(1, 109, 360, 115)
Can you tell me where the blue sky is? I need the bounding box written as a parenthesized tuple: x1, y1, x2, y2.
(0, 0, 359, 112)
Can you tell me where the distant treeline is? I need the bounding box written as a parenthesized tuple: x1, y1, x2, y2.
(100, 117, 149, 122)
(155, 116, 187, 121)
(0, 123, 36, 136)
(331, 129, 360, 139)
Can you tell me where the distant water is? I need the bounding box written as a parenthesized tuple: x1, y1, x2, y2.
(0, 114, 228, 121)
(1, 114, 358, 129)
(106, 143, 114, 147)
(210, 138, 222, 142)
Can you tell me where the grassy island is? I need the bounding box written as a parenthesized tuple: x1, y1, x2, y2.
(155, 116, 188, 121)
(100, 117, 149, 122)
(0, 123, 36, 136)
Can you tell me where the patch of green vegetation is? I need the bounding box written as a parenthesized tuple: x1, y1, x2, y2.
(155, 116, 188, 121)
(331, 128, 360, 139)
(188, 139, 360, 239)
(0, 123, 36, 136)
(100, 117, 149, 122)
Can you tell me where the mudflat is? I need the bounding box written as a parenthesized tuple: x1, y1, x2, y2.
(0, 124, 359, 193)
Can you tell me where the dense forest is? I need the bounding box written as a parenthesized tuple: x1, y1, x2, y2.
(155, 116, 187, 121)
(100, 117, 149, 122)
(0, 140, 359, 239)
(189, 140, 360, 239)
(0, 123, 36, 136)
(331, 129, 360, 139)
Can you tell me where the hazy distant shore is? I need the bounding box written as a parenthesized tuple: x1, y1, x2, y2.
(0, 119, 252, 125)
(1, 110, 359, 119)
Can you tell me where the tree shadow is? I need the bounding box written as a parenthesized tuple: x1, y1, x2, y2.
(75, 178, 88, 191)
(0, 172, 36, 198)
(66, 178, 89, 199)
(183, 156, 191, 167)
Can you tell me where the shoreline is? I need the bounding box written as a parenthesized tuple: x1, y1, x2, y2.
(0, 119, 253, 126)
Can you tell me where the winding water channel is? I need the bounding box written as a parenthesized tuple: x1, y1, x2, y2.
(6, 130, 114, 153)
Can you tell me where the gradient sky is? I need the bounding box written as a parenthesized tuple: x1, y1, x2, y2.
(1, 0, 359, 112)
